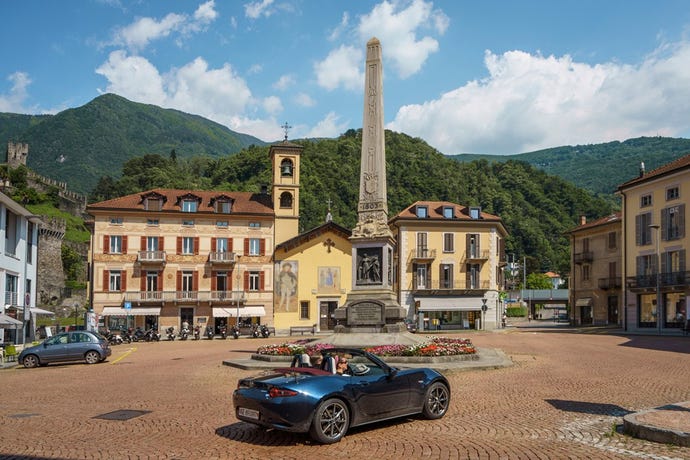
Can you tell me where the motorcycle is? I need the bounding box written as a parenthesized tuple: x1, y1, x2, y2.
(179, 326, 190, 341)
(146, 328, 161, 342)
(205, 326, 214, 340)
(259, 324, 271, 338)
(193, 325, 201, 340)
(166, 326, 176, 341)
(219, 325, 227, 340)
(132, 327, 146, 342)
(105, 329, 123, 345)
(121, 328, 133, 344)
(250, 324, 260, 338)
(231, 325, 240, 339)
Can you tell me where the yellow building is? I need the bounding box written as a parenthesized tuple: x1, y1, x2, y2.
(618, 155, 689, 334)
(390, 201, 508, 331)
(273, 221, 352, 333)
(567, 213, 622, 326)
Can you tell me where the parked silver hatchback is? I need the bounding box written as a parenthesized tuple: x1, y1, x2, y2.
(19, 331, 112, 368)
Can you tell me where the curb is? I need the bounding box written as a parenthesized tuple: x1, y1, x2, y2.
(623, 402, 690, 447)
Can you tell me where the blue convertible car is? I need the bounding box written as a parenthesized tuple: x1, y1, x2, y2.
(233, 347, 450, 443)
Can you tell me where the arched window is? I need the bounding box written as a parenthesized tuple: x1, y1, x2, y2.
(280, 159, 294, 177)
(280, 192, 293, 208)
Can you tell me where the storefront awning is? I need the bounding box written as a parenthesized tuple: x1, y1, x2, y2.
(416, 297, 484, 311)
(101, 307, 161, 316)
(213, 306, 266, 317)
(31, 307, 54, 315)
(0, 313, 22, 327)
(575, 297, 592, 307)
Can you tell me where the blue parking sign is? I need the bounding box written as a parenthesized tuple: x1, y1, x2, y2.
(124, 301, 132, 310)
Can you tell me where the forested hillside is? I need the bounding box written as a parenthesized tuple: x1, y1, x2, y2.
(0, 94, 266, 194)
(450, 136, 690, 196)
(91, 129, 614, 275)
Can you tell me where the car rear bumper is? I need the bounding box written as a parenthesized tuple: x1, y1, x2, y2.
(233, 390, 313, 433)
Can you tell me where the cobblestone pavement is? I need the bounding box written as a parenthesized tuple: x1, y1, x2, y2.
(1, 329, 689, 460)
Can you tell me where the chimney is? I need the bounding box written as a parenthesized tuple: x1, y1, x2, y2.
(580, 215, 586, 226)
(639, 161, 645, 177)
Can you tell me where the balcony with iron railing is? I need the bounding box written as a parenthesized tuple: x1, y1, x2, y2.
(411, 277, 490, 292)
(598, 276, 622, 290)
(123, 290, 246, 304)
(409, 247, 436, 261)
(574, 251, 593, 264)
(208, 251, 236, 265)
(626, 271, 690, 290)
(464, 249, 490, 261)
(137, 250, 166, 265)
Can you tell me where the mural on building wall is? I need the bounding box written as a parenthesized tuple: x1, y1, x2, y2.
(318, 267, 340, 294)
(274, 261, 298, 312)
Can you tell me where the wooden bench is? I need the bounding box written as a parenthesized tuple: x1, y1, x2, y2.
(290, 325, 316, 336)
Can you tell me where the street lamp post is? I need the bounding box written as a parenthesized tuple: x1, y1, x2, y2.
(649, 224, 662, 335)
(235, 265, 241, 326)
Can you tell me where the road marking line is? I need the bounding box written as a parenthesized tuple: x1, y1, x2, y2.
(110, 347, 137, 364)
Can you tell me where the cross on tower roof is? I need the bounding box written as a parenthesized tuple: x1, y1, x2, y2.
(281, 121, 292, 141)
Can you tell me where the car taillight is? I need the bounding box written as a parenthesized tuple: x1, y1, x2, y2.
(268, 387, 298, 398)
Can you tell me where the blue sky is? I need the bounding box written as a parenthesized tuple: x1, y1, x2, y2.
(2, 0, 690, 155)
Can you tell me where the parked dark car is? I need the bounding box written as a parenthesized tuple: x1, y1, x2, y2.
(233, 347, 450, 443)
(18, 331, 112, 368)
(404, 319, 418, 333)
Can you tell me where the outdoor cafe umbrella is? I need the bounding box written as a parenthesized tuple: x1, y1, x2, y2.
(0, 313, 22, 328)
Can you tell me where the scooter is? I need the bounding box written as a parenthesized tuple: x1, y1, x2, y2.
(250, 324, 260, 338)
(259, 324, 271, 338)
(105, 329, 123, 345)
(231, 325, 240, 339)
(219, 325, 227, 339)
(166, 326, 176, 341)
(193, 325, 201, 340)
(121, 328, 133, 344)
(205, 325, 214, 340)
(146, 328, 161, 342)
(132, 327, 146, 342)
(179, 326, 190, 341)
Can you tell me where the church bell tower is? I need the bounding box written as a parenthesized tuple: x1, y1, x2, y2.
(270, 123, 302, 245)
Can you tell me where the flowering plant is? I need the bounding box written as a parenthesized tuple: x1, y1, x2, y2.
(256, 337, 475, 357)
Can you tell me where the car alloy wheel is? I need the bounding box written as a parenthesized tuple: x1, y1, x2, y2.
(422, 381, 450, 419)
(22, 354, 39, 369)
(310, 398, 349, 444)
(84, 350, 101, 364)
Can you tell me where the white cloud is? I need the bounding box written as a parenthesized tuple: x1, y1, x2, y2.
(95, 51, 253, 127)
(306, 111, 348, 138)
(244, 0, 274, 19)
(328, 12, 350, 41)
(294, 92, 316, 108)
(231, 115, 282, 141)
(388, 40, 690, 154)
(247, 63, 263, 75)
(273, 74, 295, 90)
(314, 44, 363, 91)
(0, 72, 30, 112)
(357, 0, 447, 78)
(110, 1, 218, 51)
(262, 95, 283, 115)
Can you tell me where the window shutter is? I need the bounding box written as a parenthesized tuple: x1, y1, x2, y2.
(259, 239, 266, 256)
(193, 271, 199, 291)
(228, 238, 233, 252)
(140, 275, 146, 291)
(244, 238, 249, 255)
(194, 237, 200, 255)
(466, 234, 471, 254)
(176, 271, 182, 291)
(635, 215, 642, 246)
(177, 237, 182, 255)
(103, 270, 109, 292)
(121, 272, 127, 291)
(661, 252, 669, 274)
(661, 208, 669, 241)
(103, 235, 110, 254)
(122, 236, 128, 254)
(211, 273, 217, 291)
(158, 237, 164, 251)
(140, 236, 146, 250)
(244, 271, 250, 290)
(211, 238, 217, 252)
(680, 250, 687, 272)
(466, 264, 471, 287)
(679, 204, 686, 238)
(259, 271, 265, 291)
(158, 271, 163, 291)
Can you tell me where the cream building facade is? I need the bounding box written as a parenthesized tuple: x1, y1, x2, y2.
(567, 213, 622, 326)
(618, 155, 689, 334)
(390, 201, 507, 331)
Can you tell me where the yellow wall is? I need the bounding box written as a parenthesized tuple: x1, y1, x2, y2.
(273, 229, 352, 331)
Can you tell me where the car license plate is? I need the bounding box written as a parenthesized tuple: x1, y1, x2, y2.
(238, 407, 259, 420)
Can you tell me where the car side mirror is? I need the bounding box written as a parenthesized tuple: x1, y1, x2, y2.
(387, 367, 398, 379)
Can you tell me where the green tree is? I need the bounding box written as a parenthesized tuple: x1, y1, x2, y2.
(526, 273, 553, 290)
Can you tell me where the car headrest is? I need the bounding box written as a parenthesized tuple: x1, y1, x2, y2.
(351, 363, 370, 375)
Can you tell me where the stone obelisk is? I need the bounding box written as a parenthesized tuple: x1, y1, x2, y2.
(334, 37, 406, 334)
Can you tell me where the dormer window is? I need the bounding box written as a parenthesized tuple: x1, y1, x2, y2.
(416, 205, 428, 218)
(144, 198, 163, 211)
(469, 207, 481, 219)
(280, 158, 294, 177)
(216, 200, 232, 214)
(443, 207, 453, 219)
(182, 200, 197, 213)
